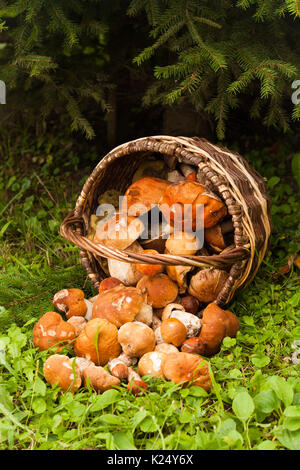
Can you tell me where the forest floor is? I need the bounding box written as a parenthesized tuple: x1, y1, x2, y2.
(0, 127, 300, 450)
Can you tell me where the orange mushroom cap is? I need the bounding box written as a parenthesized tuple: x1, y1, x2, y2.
(53, 289, 87, 319)
(136, 273, 178, 309)
(33, 311, 76, 352)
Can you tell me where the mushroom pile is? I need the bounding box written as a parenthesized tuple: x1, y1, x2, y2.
(33, 158, 241, 395)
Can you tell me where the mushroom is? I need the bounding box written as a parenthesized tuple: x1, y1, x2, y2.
(98, 277, 124, 295)
(107, 353, 137, 380)
(83, 364, 120, 393)
(94, 213, 144, 250)
(74, 357, 94, 374)
(138, 351, 166, 378)
(136, 249, 163, 277)
(166, 264, 193, 294)
(33, 311, 76, 352)
(118, 321, 156, 357)
(127, 367, 148, 396)
(155, 343, 179, 355)
(107, 241, 144, 286)
(92, 284, 152, 327)
(161, 303, 185, 321)
(179, 295, 200, 316)
(43, 354, 82, 393)
(162, 309, 201, 338)
(159, 181, 227, 231)
(53, 288, 87, 319)
(67, 316, 86, 336)
(179, 163, 197, 178)
(181, 303, 239, 356)
(160, 318, 187, 347)
(136, 273, 178, 309)
(204, 219, 234, 252)
(74, 318, 121, 366)
(84, 299, 94, 322)
(162, 352, 212, 391)
(140, 220, 173, 253)
(165, 231, 200, 256)
(122, 177, 171, 217)
(188, 268, 229, 303)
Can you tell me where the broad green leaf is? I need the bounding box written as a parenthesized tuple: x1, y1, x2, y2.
(256, 440, 277, 450)
(268, 376, 294, 407)
(232, 391, 254, 421)
(274, 426, 300, 450)
(254, 390, 281, 415)
(283, 406, 300, 431)
(113, 431, 136, 450)
(32, 397, 46, 414)
(251, 353, 270, 368)
(90, 389, 120, 412)
(267, 176, 280, 189)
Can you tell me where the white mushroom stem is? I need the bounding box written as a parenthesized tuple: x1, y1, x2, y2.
(135, 302, 153, 326)
(84, 299, 94, 321)
(169, 310, 201, 338)
(88, 295, 99, 304)
(75, 357, 94, 375)
(154, 326, 165, 345)
(152, 314, 162, 331)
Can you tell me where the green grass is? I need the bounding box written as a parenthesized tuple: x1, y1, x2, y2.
(0, 129, 300, 450)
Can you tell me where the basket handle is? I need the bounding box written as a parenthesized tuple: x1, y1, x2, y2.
(60, 211, 250, 270)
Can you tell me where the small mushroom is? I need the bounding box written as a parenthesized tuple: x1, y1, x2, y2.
(127, 367, 148, 396)
(188, 268, 229, 303)
(33, 311, 76, 352)
(162, 352, 212, 391)
(165, 231, 200, 256)
(107, 354, 137, 380)
(53, 289, 87, 319)
(162, 307, 201, 338)
(161, 303, 184, 321)
(43, 354, 82, 393)
(138, 351, 166, 378)
(166, 264, 193, 294)
(204, 219, 234, 252)
(181, 303, 240, 356)
(74, 357, 94, 374)
(167, 170, 185, 183)
(107, 241, 144, 286)
(74, 318, 121, 366)
(160, 318, 187, 347)
(136, 273, 178, 309)
(92, 284, 152, 327)
(118, 322, 156, 358)
(83, 364, 120, 393)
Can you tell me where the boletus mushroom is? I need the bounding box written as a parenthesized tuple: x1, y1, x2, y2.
(53, 288, 87, 319)
(138, 351, 167, 378)
(181, 303, 240, 356)
(83, 364, 120, 393)
(118, 321, 156, 358)
(74, 318, 121, 366)
(136, 273, 178, 309)
(122, 176, 171, 217)
(33, 311, 76, 352)
(188, 268, 229, 303)
(43, 354, 82, 393)
(162, 352, 212, 391)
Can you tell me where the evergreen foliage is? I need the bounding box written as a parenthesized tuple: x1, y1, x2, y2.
(0, 0, 300, 139)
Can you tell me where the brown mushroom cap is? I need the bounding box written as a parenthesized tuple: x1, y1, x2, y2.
(138, 351, 166, 378)
(118, 322, 156, 357)
(83, 364, 120, 393)
(98, 277, 124, 295)
(160, 318, 187, 347)
(204, 224, 227, 252)
(166, 264, 192, 294)
(136, 273, 178, 309)
(188, 268, 229, 303)
(162, 352, 212, 391)
(165, 231, 200, 255)
(74, 318, 121, 366)
(181, 303, 240, 356)
(53, 289, 87, 319)
(33, 311, 76, 352)
(92, 284, 146, 328)
(43, 354, 82, 392)
(122, 177, 171, 217)
(179, 295, 200, 316)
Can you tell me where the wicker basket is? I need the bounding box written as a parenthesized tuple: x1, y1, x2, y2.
(60, 135, 272, 307)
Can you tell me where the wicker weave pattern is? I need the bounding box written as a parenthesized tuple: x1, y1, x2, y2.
(60, 136, 272, 307)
